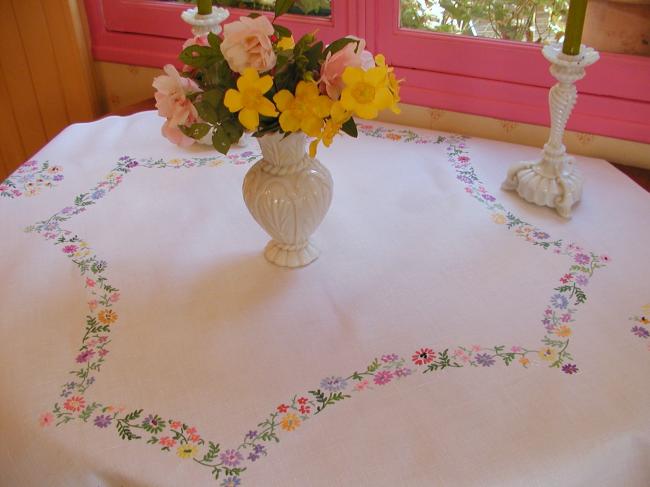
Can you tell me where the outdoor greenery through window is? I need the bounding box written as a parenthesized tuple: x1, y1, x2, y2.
(170, 0, 331, 17)
(400, 0, 568, 43)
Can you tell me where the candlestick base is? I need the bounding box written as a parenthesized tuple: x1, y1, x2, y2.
(502, 145, 583, 219)
(502, 43, 598, 219)
(181, 7, 230, 36)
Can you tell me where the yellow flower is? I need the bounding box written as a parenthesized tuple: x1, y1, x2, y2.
(538, 346, 558, 363)
(555, 325, 572, 337)
(277, 36, 295, 50)
(340, 65, 393, 119)
(176, 443, 197, 459)
(224, 68, 278, 131)
(280, 413, 301, 432)
(373, 54, 402, 114)
(98, 309, 118, 325)
(273, 81, 332, 137)
(519, 357, 530, 367)
(308, 102, 351, 157)
(491, 213, 506, 224)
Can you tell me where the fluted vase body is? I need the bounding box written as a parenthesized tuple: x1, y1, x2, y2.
(242, 132, 333, 267)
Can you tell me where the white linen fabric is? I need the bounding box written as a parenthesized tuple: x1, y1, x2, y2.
(0, 112, 649, 487)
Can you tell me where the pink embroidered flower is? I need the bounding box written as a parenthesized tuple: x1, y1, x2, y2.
(64, 395, 86, 412)
(186, 426, 198, 436)
(373, 370, 393, 385)
(297, 397, 308, 405)
(559, 273, 573, 284)
(39, 412, 54, 427)
(171, 420, 182, 430)
(277, 404, 289, 413)
(471, 344, 482, 352)
(153, 64, 201, 147)
(412, 347, 435, 365)
(510, 346, 523, 353)
(189, 433, 201, 443)
(160, 437, 176, 448)
(62, 245, 78, 254)
(98, 336, 108, 343)
(354, 379, 369, 391)
(319, 37, 373, 99)
(109, 292, 120, 303)
(299, 404, 311, 415)
(600, 254, 611, 263)
(76, 349, 95, 363)
(220, 16, 276, 74)
(85, 277, 96, 288)
(98, 349, 109, 357)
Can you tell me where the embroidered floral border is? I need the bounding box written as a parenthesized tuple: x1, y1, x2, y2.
(31, 125, 610, 485)
(1, 160, 64, 198)
(629, 304, 650, 349)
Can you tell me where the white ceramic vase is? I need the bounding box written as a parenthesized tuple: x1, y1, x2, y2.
(242, 132, 333, 268)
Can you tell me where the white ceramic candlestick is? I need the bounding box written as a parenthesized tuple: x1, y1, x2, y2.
(181, 6, 230, 36)
(502, 43, 599, 218)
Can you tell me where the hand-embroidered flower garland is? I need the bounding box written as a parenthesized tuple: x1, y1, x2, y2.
(31, 125, 609, 485)
(1, 160, 63, 198)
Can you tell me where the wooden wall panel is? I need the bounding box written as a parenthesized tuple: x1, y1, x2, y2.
(0, 0, 97, 180)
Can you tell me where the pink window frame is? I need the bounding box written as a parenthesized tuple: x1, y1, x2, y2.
(85, 0, 650, 144)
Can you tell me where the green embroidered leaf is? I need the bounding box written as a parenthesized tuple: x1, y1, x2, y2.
(502, 353, 516, 366)
(574, 288, 587, 305)
(123, 409, 143, 422)
(367, 358, 381, 372)
(147, 437, 158, 444)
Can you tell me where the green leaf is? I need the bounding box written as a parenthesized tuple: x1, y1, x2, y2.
(274, 0, 296, 18)
(179, 45, 221, 68)
(324, 37, 359, 57)
(341, 117, 358, 138)
(212, 120, 244, 155)
(274, 24, 292, 38)
(180, 123, 211, 140)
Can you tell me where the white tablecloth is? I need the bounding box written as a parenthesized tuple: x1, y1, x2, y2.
(1, 112, 649, 487)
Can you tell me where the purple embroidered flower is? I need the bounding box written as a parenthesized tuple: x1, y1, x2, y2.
(475, 353, 495, 367)
(62, 244, 78, 254)
(253, 444, 265, 455)
(91, 189, 106, 200)
(75, 349, 95, 363)
(93, 415, 112, 428)
(542, 318, 551, 326)
(550, 293, 569, 310)
(544, 308, 553, 316)
(632, 326, 649, 339)
(575, 275, 589, 286)
(394, 367, 412, 378)
(87, 376, 95, 385)
(532, 231, 550, 240)
(126, 160, 139, 168)
(481, 193, 496, 202)
(220, 449, 244, 467)
(381, 353, 399, 363)
(221, 477, 241, 487)
(561, 364, 579, 375)
(65, 381, 76, 390)
(373, 370, 393, 385)
(245, 430, 258, 440)
(561, 313, 572, 323)
(118, 156, 131, 161)
(457, 175, 473, 184)
(320, 376, 348, 392)
(52, 174, 64, 182)
(248, 451, 260, 462)
(574, 253, 591, 265)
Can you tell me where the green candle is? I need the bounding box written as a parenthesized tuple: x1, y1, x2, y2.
(562, 0, 588, 55)
(197, 0, 212, 15)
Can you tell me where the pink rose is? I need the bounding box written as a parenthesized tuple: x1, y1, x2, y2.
(220, 16, 276, 74)
(319, 38, 374, 99)
(152, 64, 201, 147)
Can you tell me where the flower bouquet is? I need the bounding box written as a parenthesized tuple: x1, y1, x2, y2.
(153, 0, 402, 267)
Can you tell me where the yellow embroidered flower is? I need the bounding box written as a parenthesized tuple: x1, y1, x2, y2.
(176, 443, 198, 459)
(538, 346, 558, 363)
(340, 65, 393, 119)
(491, 213, 506, 224)
(277, 36, 295, 50)
(98, 309, 118, 325)
(308, 102, 351, 157)
(555, 325, 572, 337)
(280, 413, 301, 432)
(519, 357, 530, 367)
(274, 81, 333, 137)
(224, 67, 278, 131)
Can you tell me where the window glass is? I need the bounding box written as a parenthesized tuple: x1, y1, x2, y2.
(167, 0, 331, 17)
(400, 0, 568, 44)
